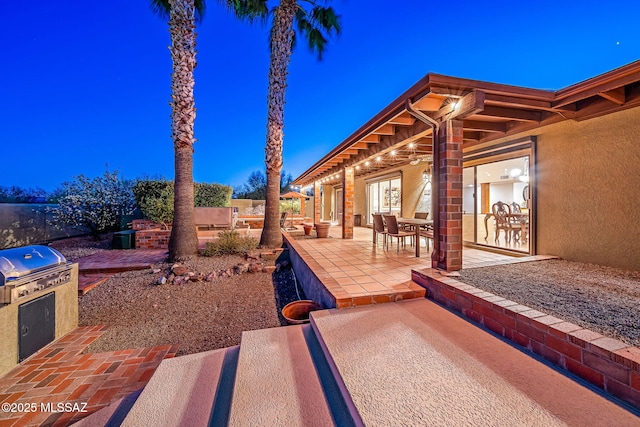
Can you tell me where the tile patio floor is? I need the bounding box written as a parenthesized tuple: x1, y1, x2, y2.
(285, 225, 555, 308)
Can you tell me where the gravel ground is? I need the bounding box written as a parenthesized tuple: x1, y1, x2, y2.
(459, 259, 640, 347)
(51, 234, 304, 356)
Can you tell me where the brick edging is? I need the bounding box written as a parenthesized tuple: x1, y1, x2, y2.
(411, 268, 640, 410)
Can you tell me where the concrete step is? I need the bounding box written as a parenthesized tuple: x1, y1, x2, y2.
(228, 324, 346, 427)
(310, 298, 639, 426)
(120, 346, 239, 427)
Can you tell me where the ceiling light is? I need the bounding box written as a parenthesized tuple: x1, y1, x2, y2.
(408, 142, 415, 149)
(365, 161, 370, 167)
(355, 165, 361, 170)
(375, 156, 382, 162)
(510, 168, 522, 178)
(390, 150, 396, 156)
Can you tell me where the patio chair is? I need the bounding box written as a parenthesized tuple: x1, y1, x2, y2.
(384, 214, 414, 253)
(372, 214, 388, 249)
(279, 211, 288, 230)
(419, 228, 434, 251)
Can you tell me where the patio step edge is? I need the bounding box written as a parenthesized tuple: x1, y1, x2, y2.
(228, 324, 342, 426)
(120, 346, 235, 427)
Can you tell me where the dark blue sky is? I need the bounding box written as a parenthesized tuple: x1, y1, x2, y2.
(2, 0, 638, 191)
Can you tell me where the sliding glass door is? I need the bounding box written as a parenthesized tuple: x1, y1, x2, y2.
(366, 175, 401, 224)
(463, 156, 531, 253)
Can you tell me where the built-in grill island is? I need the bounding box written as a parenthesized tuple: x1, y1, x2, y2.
(0, 245, 78, 376)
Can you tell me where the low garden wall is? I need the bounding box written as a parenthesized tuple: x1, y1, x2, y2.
(412, 268, 640, 410)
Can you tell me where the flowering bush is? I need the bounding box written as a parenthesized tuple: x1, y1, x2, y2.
(49, 170, 136, 240)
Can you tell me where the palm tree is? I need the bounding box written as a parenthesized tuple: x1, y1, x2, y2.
(260, 1, 341, 248)
(151, 0, 265, 260)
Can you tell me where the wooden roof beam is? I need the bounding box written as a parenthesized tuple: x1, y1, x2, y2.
(351, 141, 370, 149)
(476, 105, 542, 122)
(462, 120, 507, 133)
(388, 113, 416, 125)
(372, 124, 395, 135)
(431, 90, 485, 121)
(598, 87, 626, 105)
(360, 134, 380, 143)
(484, 93, 552, 110)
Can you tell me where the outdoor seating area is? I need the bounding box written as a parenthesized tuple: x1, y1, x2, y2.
(283, 226, 547, 309)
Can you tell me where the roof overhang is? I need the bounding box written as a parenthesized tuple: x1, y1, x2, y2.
(294, 60, 640, 187)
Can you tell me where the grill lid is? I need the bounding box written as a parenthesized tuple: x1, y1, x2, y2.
(0, 245, 68, 286)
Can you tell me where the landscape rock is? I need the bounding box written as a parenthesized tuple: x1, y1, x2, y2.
(248, 263, 263, 273)
(156, 276, 167, 285)
(263, 265, 276, 273)
(172, 264, 187, 276)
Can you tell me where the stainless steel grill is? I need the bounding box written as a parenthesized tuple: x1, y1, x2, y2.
(0, 245, 73, 304)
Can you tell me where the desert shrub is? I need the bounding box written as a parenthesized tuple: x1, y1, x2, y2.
(202, 230, 258, 256)
(195, 183, 232, 207)
(133, 180, 174, 227)
(137, 185, 174, 229)
(49, 169, 136, 240)
(133, 181, 232, 226)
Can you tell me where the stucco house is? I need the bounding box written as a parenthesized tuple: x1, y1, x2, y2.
(293, 60, 640, 272)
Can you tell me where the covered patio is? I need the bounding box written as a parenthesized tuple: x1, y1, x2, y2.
(283, 226, 553, 309)
(293, 61, 640, 273)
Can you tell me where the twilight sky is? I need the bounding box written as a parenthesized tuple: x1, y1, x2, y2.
(1, 0, 638, 192)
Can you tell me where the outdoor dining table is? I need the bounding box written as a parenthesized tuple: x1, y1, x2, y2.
(397, 217, 434, 257)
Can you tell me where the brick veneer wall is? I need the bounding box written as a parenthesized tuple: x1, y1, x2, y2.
(135, 229, 170, 249)
(131, 219, 159, 231)
(411, 268, 640, 410)
(433, 120, 463, 271)
(342, 167, 354, 239)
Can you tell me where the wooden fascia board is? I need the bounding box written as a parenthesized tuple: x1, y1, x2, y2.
(553, 69, 640, 108)
(427, 73, 555, 100)
(554, 60, 640, 105)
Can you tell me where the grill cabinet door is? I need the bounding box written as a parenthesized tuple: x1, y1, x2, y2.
(18, 292, 55, 362)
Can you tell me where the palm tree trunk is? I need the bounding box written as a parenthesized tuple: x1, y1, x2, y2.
(168, 0, 198, 260)
(260, 0, 296, 249)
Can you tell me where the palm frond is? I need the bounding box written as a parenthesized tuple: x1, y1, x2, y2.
(221, 0, 268, 21)
(294, 5, 341, 60)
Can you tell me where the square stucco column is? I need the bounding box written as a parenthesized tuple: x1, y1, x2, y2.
(432, 119, 463, 271)
(342, 167, 355, 239)
(314, 181, 321, 224)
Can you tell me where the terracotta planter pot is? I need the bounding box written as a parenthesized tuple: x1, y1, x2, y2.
(303, 225, 313, 236)
(281, 300, 322, 325)
(314, 222, 331, 238)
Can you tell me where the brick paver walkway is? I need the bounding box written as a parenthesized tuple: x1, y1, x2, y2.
(0, 326, 178, 427)
(76, 249, 167, 295)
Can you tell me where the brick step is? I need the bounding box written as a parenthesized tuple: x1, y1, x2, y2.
(78, 273, 113, 295)
(120, 346, 239, 427)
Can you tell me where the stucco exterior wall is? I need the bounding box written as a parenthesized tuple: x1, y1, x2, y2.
(488, 107, 640, 271)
